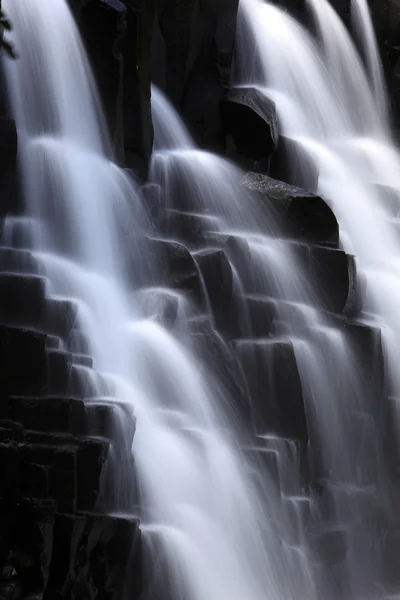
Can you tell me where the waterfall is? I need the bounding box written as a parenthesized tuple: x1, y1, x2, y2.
(237, 0, 400, 596)
(2, 2, 306, 600)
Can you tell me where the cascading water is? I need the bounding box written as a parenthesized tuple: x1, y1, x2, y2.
(237, 0, 400, 596)
(2, 2, 317, 600)
(150, 83, 390, 598)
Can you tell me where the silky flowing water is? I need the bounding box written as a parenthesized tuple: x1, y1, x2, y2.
(2, 1, 317, 600)
(3, 0, 399, 598)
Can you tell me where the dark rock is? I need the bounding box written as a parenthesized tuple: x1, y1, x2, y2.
(0, 274, 46, 329)
(0, 248, 39, 276)
(43, 299, 78, 341)
(221, 87, 278, 169)
(22, 431, 109, 512)
(157, 209, 222, 248)
(46, 351, 73, 397)
(242, 172, 339, 246)
(140, 182, 164, 220)
(70, 0, 155, 174)
(0, 117, 20, 216)
(67, 330, 91, 355)
(269, 135, 319, 193)
(72, 354, 93, 369)
(8, 397, 86, 436)
(308, 243, 355, 314)
(0, 326, 48, 398)
(137, 238, 205, 308)
(194, 248, 234, 332)
(181, 0, 240, 150)
(0, 499, 56, 598)
(45, 513, 141, 600)
(307, 527, 348, 567)
(235, 337, 308, 441)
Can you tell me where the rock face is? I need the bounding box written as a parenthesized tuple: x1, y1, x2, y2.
(70, 0, 156, 174)
(242, 171, 339, 245)
(221, 87, 278, 171)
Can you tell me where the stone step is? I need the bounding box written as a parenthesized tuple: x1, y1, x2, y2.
(43, 297, 78, 340)
(135, 238, 205, 308)
(247, 238, 356, 315)
(85, 398, 136, 449)
(46, 349, 73, 397)
(72, 353, 93, 369)
(242, 172, 339, 246)
(193, 247, 237, 334)
(21, 430, 109, 511)
(0, 273, 46, 329)
(157, 209, 222, 248)
(235, 337, 308, 442)
(44, 512, 140, 600)
(2, 216, 39, 249)
(69, 364, 113, 400)
(7, 396, 86, 436)
(0, 325, 48, 399)
(0, 246, 39, 275)
(67, 328, 91, 354)
(0, 498, 56, 598)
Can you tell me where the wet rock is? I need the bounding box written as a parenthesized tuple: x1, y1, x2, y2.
(74, 0, 156, 174)
(0, 499, 56, 598)
(0, 326, 48, 398)
(308, 243, 355, 314)
(181, 0, 240, 150)
(242, 295, 277, 338)
(307, 526, 348, 567)
(46, 350, 73, 397)
(0, 247, 39, 276)
(235, 337, 308, 441)
(0, 117, 20, 216)
(194, 248, 235, 333)
(22, 431, 109, 512)
(67, 330, 91, 355)
(138, 238, 205, 308)
(0, 274, 46, 329)
(43, 299, 78, 341)
(8, 397, 86, 436)
(242, 172, 339, 246)
(157, 209, 221, 248)
(45, 512, 141, 600)
(221, 87, 278, 168)
(269, 135, 319, 193)
(141, 182, 164, 220)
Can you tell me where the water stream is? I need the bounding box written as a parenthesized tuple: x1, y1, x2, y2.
(3, 0, 400, 598)
(2, 2, 309, 600)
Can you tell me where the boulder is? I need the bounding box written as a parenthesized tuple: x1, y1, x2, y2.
(242, 172, 339, 246)
(221, 87, 278, 168)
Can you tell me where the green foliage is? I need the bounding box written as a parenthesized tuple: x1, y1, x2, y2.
(0, 4, 17, 59)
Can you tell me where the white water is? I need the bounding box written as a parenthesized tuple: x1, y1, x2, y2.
(150, 84, 388, 598)
(2, 2, 310, 600)
(237, 0, 400, 596)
